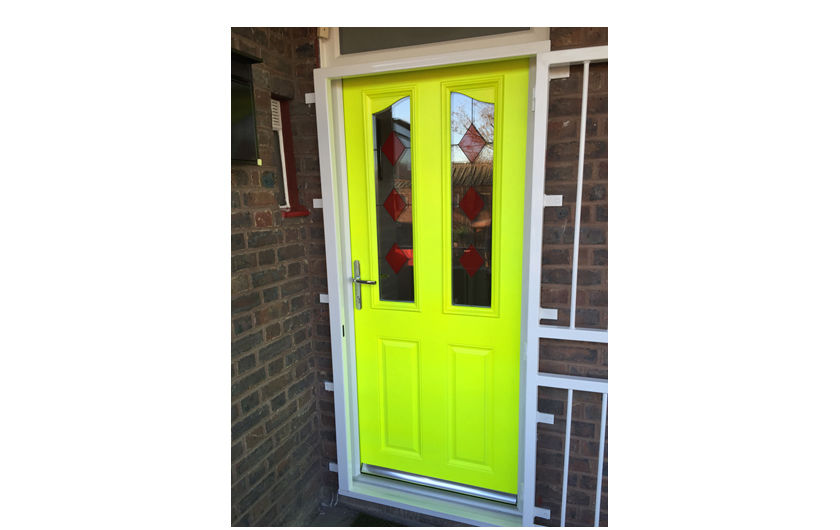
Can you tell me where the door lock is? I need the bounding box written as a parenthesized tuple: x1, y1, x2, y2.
(353, 260, 376, 309)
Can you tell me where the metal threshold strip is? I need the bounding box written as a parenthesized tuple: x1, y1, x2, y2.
(361, 463, 517, 505)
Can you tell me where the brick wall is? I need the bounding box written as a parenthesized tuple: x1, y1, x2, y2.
(230, 27, 328, 527)
(535, 27, 608, 527)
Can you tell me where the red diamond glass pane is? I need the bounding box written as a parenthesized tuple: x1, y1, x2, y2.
(383, 187, 406, 221)
(385, 243, 409, 274)
(458, 124, 486, 163)
(373, 96, 414, 302)
(459, 245, 485, 277)
(451, 92, 493, 307)
(381, 130, 406, 166)
(459, 186, 484, 221)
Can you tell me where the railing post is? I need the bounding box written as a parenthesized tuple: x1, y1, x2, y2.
(560, 389, 574, 527)
(569, 60, 590, 329)
(594, 393, 607, 527)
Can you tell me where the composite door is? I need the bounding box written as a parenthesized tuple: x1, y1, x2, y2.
(343, 59, 528, 496)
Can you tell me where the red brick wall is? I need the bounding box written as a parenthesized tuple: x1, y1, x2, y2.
(230, 27, 327, 527)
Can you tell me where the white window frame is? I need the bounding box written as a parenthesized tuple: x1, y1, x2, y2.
(314, 35, 608, 526)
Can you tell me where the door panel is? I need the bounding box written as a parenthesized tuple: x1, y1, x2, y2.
(379, 338, 420, 454)
(344, 59, 528, 495)
(449, 344, 491, 467)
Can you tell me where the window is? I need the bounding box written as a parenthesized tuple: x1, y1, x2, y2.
(231, 51, 261, 164)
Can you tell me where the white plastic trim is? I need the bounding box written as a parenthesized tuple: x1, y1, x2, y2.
(315, 67, 353, 493)
(548, 64, 570, 79)
(543, 194, 563, 207)
(517, 55, 539, 523)
(536, 412, 554, 425)
(539, 307, 558, 321)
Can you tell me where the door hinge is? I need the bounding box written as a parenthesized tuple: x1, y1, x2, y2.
(342, 325, 345, 337)
(531, 88, 535, 112)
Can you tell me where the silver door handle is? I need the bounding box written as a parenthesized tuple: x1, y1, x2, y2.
(352, 260, 376, 309)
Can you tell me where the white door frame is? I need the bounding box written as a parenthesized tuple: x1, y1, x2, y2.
(313, 39, 607, 526)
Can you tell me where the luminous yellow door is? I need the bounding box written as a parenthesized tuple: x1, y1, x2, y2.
(344, 59, 528, 495)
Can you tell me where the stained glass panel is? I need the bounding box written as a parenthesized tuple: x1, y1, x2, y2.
(373, 97, 414, 302)
(451, 92, 493, 307)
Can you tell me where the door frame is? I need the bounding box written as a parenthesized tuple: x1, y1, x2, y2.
(314, 40, 549, 526)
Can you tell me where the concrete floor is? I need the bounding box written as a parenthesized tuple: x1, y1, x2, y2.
(310, 502, 404, 527)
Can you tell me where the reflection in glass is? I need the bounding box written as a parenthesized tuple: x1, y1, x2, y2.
(373, 97, 414, 302)
(451, 92, 493, 307)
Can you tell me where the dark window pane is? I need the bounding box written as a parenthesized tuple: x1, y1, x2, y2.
(373, 97, 414, 302)
(231, 79, 258, 162)
(231, 56, 252, 81)
(451, 92, 493, 307)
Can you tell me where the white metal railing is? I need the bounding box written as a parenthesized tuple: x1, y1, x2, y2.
(521, 45, 608, 527)
(536, 373, 607, 527)
(523, 45, 609, 347)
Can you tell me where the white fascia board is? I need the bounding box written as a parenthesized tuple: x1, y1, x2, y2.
(315, 40, 550, 81)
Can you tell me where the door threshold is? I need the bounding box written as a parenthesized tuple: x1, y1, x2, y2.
(361, 463, 517, 505)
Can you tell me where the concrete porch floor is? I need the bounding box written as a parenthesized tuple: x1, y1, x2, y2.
(310, 502, 405, 527)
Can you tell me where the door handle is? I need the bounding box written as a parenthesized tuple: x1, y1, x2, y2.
(353, 260, 376, 309)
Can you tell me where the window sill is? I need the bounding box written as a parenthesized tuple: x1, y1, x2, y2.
(281, 206, 310, 218)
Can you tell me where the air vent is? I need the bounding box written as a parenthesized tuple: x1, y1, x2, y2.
(270, 99, 282, 131)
